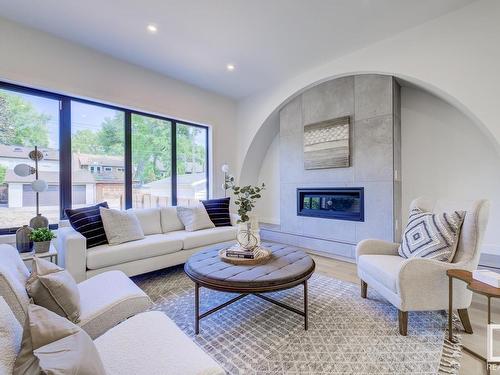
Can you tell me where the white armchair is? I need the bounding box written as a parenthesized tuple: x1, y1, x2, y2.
(0, 244, 152, 338)
(356, 198, 489, 335)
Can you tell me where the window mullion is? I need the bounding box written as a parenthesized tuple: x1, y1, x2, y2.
(124, 111, 132, 209)
(59, 97, 72, 219)
(172, 121, 177, 206)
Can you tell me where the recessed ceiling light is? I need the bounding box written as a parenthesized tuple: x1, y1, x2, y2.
(147, 24, 158, 33)
(226, 64, 235, 71)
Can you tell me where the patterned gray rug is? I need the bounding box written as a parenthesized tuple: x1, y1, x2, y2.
(133, 265, 461, 374)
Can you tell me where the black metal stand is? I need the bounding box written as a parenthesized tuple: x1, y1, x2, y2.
(194, 280, 309, 334)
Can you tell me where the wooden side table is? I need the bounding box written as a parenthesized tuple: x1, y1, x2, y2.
(447, 269, 500, 374)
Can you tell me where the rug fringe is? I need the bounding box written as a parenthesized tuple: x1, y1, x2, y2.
(438, 316, 463, 375)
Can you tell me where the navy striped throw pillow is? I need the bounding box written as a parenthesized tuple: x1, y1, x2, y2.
(65, 202, 109, 249)
(201, 198, 231, 227)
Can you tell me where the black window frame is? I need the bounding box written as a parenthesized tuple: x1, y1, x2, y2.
(0, 81, 210, 235)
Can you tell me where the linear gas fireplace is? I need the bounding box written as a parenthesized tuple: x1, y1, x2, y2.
(297, 187, 364, 222)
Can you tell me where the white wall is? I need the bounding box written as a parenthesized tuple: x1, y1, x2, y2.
(255, 134, 280, 224)
(0, 17, 237, 199)
(401, 86, 500, 256)
(237, 0, 500, 186)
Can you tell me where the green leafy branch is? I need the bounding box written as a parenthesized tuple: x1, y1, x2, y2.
(224, 175, 265, 223)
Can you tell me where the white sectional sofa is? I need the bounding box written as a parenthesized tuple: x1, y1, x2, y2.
(58, 207, 237, 282)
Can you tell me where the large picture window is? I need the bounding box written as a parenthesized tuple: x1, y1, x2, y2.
(0, 88, 60, 231)
(0, 82, 210, 234)
(132, 114, 171, 208)
(71, 101, 125, 210)
(176, 123, 208, 205)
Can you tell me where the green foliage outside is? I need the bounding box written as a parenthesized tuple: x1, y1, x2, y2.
(0, 164, 6, 184)
(29, 227, 56, 242)
(72, 114, 206, 185)
(0, 91, 51, 147)
(131, 114, 171, 185)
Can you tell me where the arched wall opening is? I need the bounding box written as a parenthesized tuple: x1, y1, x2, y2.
(239, 72, 497, 186)
(243, 73, 500, 262)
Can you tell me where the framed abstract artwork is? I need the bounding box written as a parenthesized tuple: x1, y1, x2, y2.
(303, 116, 350, 169)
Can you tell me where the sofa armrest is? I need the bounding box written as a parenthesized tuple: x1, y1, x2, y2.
(230, 213, 240, 226)
(355, 239, 400, 262)
(398, 258, 474, 311)
(57, 226, 87, 283)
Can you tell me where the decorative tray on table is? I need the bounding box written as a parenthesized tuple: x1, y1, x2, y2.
(218, 244, 272, 265)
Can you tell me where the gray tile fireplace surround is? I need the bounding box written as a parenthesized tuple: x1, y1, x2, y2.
(263, 74, 402, 261)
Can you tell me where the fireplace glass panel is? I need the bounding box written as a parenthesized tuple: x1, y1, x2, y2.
(297, 188, 364, 221)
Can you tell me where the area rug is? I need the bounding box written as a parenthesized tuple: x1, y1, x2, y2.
(133, 265, 462, 374)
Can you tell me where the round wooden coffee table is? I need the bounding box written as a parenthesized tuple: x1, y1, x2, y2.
(184, 242, 315, 334)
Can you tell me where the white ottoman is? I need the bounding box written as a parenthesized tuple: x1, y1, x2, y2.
(95, 311, 225, 375)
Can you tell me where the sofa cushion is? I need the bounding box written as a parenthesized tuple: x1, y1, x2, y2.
(65, 202, 109, 248)
(0, 244, 31, 324)
(26, 257, 81, 323)
(78, 271, 151, 339)
(0, 297, 22, 375)
(201, 197, 231, 227)
(169, 226, 237, 250)
(176, 204, 215, 232)
(160, 206, 184, 233)
(13, 304, 106, 375)
(94, 311, 224, 375)
(87, 234, 183, 270)
(127, 208, 162, 235)
(357, 255, 406, 293)
(100, 207, 145, 245)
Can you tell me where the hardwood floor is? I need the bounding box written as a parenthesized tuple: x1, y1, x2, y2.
(310, 253, 500, 375)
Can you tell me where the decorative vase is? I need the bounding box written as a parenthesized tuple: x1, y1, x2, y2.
(30, 214, 49, 229)
(236, 215, 260, 250)
(16, 225, 33, 253)
(33, 240, 51, 254)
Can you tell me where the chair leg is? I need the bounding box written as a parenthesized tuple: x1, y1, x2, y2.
(361, 280, 367, 298)
(457, 308, 473, 334)
(398, 310, 408, 336)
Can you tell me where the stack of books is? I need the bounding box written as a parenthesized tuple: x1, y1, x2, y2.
(225, 246, 257, 259)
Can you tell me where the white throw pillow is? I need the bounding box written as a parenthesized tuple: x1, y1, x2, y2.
(127, 208, 162, 235)
(100, 207, 145, 245)
(176, 204, 215, 232)
(0, 297, 22, 375)
(160, 206, 185, 233)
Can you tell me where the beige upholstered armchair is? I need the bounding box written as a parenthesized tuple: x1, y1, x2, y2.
(356, 198, 489, 336)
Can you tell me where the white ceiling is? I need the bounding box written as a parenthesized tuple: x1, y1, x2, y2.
(0, 0, 476, 99)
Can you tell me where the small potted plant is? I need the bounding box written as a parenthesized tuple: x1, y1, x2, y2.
(29, 228, 56, 253)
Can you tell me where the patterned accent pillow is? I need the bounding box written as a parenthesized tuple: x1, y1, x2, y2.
(398, 208, 465, 262)
(65, 202, 109, 249)
(201, 197, 231, 227)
